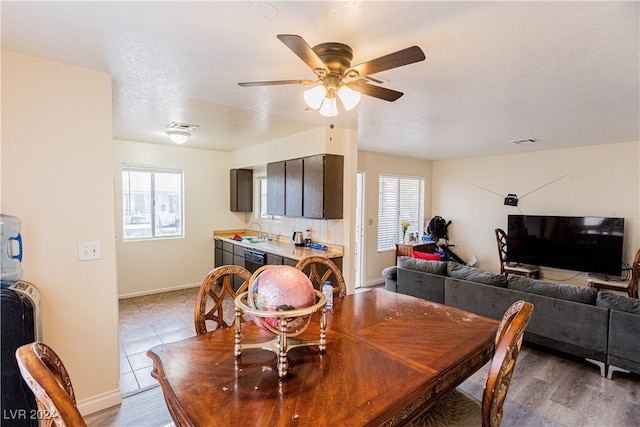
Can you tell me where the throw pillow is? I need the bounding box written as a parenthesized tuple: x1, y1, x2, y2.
(508, 274, 597, 305)
(398, 256, 448, 275)
(411, 251, 441, 261)
(447, 262, 508, 288)
(596, 291, 640, 314)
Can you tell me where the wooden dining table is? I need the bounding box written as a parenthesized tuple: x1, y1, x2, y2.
(147, 288, 499, 426)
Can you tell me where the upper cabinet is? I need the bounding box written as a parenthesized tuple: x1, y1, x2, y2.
(266, 154, 343, 219)
(266, 162, 285, 216)
(230, 169, 253, 212)
(285, 158, 303, 217)
(304, 154, 343, 219)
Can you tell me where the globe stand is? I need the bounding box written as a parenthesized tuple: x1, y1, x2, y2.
(234, 290, 327, 378)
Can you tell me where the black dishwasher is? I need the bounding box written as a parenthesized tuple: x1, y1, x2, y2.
(244, 248, 266, 275)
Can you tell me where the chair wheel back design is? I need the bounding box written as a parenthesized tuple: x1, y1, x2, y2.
(194, 265, 253, 335)
(15, 341, 87, 427)
(628, 248, 640, 299)
(295, 256, 347, 297)
(495, 228, 539, 278)
(483, 300, 534, 426)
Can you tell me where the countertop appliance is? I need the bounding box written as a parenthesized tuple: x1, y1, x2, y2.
(292, 231, 304, 246)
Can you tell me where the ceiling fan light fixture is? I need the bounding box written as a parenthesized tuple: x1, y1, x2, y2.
(167, 130, 190, 144)
(337, 85, 361, 111)
(319, 97, 338, 117)
(303, 85, 327, 110)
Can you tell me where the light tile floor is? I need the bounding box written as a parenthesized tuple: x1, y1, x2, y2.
(118, 284, 378, 396)
(118, 287, 200, 396)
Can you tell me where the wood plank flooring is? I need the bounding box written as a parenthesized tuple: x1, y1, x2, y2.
(460, 345, 640, 426)
(85, 287, 640, 426)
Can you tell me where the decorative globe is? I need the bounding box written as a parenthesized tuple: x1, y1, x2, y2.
(250, 265, 316, 333)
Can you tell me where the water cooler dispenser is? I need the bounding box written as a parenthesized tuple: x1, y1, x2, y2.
(1, 214, 42, 426)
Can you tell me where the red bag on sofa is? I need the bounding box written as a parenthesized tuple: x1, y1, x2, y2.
(411, 251, 441, 261)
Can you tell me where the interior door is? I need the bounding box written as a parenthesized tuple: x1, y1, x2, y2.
(355, 172, 365, 288)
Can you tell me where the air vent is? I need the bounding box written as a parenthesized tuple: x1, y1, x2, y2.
(511, 138, 539, 145)
(167, 121, 199, 131)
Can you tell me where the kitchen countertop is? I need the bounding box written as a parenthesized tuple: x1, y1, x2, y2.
(213, 230, 344, 261)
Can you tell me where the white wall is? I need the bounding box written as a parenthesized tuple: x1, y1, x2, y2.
(1, 51, 120, 413)
(114, 140, 244, 297)
(230, 127, 329, 168)
(431, 141, 640, 283)
(357, 151, 434, 286)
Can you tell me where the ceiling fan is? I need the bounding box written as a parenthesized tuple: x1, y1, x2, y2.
(238, 34, 426, 117)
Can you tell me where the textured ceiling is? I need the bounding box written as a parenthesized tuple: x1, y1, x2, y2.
(2, 1, 638, 160)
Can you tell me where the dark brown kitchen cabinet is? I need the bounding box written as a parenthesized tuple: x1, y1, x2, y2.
(266, 252, 298, 267)
(215, 240, 234, 268)
(282, 257, 298, 267)
(230, 169, 253, 212)
(233, 244, 245, 271)
(266, 161, 285, 216)
(266, 253, 284, 265)
(303, 154, 343, 219)
(214, 239, 223, 268)
(266, 154, 343, 219)
(285, 158, 303, 217)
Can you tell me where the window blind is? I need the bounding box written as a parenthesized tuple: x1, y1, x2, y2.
(377, 174, 425, 251)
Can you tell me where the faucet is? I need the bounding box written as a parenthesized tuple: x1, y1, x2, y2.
(247, 222, 263, 241)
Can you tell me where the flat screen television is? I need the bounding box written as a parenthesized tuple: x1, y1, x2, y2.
(507, 215, 625, 276)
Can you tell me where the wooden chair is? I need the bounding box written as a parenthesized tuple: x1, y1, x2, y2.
(15, 341, 87, 427)
(495, 228, 540, 278)
(631, 248, 640, 298)
(588, 247, 640, 298)
(295, 256, 347, 297)
(194, 265, 252, 335)
(410, 300, 534, 427)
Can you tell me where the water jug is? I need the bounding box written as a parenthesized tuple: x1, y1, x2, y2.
(1, 214, 23, 287)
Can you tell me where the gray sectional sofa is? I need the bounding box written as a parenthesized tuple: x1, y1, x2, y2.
(382, 256, 640, 379)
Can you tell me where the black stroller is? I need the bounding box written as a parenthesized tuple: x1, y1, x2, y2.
(425, 216, 465, 264)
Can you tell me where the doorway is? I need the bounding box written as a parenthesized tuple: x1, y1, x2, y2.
(355, 172, 365, 288)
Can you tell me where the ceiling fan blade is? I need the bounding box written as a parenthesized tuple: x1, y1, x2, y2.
(277, 34, 329, 74)
(347, 80, 404, 102)
(347, 46, 425, 79)
(238, 79, 315, 87)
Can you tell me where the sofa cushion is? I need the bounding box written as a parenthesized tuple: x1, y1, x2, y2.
(411, 251, 442, 261)
(508, 275, 597, 305)
(382, 266, 397, 280)
(596, 291, 640, 314)
(446, 262, 508, 288)
(398, 256, 448, 276)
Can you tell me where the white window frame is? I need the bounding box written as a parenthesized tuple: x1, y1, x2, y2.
(122, 165, 184, 240)
(258, 177, 281, 221)
(377, 174, 425, 252)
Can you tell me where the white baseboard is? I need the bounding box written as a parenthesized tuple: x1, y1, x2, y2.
(119, 282, 200, 299)
(363, 278, 385, 288)
(77, 388, 122, 416)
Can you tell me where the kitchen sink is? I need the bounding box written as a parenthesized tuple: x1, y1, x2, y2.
(237, 236, 266, 243)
